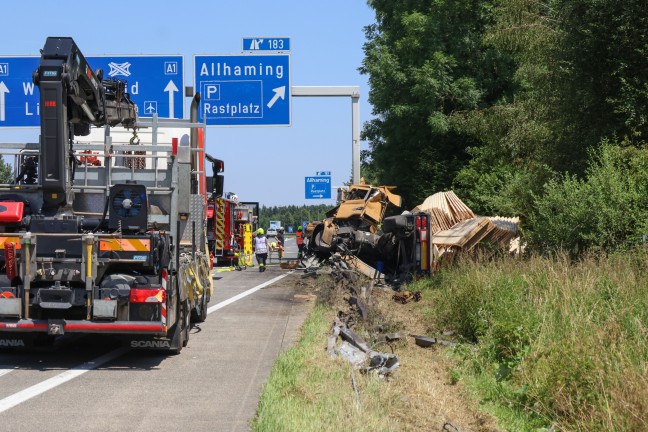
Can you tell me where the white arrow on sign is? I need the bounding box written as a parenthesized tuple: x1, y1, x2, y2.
(0, 81, 9, 122)
(164, 80, 179, 119)
(312, 194, 324, 198)
(266, 86, 286, 109)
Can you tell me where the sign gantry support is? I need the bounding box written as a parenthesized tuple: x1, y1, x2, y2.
(291, 86, 361, 184)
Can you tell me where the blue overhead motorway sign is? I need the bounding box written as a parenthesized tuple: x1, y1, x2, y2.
(0, 55, 184, 127)
(305, 176, 331, 199)
(88, 55, 184, 119)
(194, 54, 291, 126)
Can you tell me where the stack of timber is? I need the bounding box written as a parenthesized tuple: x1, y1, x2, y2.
(415, 191, 475, 232)
(432, 216, 519, 250)
(414, 191, 520, 268)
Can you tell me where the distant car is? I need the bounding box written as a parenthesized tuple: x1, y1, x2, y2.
(267, 228, 277, 237)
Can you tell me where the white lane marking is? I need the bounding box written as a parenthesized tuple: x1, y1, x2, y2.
(0, 347, 129, 414)
(207, 272, 291, 314)
(0, 365, 17, 378)
(0, 272, 291, 413)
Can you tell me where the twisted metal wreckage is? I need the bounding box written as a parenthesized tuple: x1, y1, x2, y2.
(302, 183, 520, 282)
(306, 184, 521, 413)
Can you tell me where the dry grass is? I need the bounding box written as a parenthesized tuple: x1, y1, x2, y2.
(254, 274, 501, 432)
(413, 251, 648, 431)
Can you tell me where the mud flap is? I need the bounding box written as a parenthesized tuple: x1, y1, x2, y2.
(167, 299, 190, 354)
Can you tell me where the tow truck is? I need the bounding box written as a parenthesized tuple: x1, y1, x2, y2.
(0, 37, 214, 353)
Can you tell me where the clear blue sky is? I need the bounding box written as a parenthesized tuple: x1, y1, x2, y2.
(0, 0, 375, 207)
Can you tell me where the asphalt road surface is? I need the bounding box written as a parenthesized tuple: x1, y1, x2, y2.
(0, 240, 311, 432)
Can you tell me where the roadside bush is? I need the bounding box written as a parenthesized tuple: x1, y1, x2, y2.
(419, 252, 648, 431)
(528, 141, 648, 253)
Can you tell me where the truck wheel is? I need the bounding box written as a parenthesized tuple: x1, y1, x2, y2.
(170, 298, 190, 354)
(181, 299, 190, 347)
(191, 290, 208, 323)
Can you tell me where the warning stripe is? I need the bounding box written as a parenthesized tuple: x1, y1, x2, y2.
(216, 199, 225, 250)
(160, 269, 168, 327)
(99, 239, 151, 252)
(0, 237, 21, 250)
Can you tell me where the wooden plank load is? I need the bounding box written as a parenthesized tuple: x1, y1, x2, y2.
(414, 191, 520, 269)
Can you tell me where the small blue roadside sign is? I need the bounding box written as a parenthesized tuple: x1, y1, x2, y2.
(194, 54, 291, 126)
(0, 55, 184, 127)
(242, 37, 290, 52)
(305, 176, 331, 199)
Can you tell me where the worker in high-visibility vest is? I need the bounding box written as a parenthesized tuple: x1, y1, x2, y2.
(296, 225, 306, 260)
(253, 228, 269, 272)
(270, 241, 284, 261)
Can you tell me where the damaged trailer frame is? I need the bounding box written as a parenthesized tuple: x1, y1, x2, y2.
(305, 183, 432, 282)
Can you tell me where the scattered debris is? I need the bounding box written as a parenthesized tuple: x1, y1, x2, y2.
(413, 335, 458, 348)
(280, 259, 299, 269)
(330, 318, 400, 377)
(335, 341, 368, 367)
(443, 421, 463, 432)
(392, 291, 421, 304)
(385, 333, 403, 342)
(413, 335, 437, 348)
(349, 295, 368, 320)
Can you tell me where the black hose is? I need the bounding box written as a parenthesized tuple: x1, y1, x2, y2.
(92, 195, 110, 233)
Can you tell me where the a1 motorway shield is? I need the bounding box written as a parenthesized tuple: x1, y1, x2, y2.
(0, 55, 184, 127)
(305, 176, 331, 199)
(194, 54, 290, 126)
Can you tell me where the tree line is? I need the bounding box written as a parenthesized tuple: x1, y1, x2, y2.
(259, 204, 331, 233)
(361, 0, 648, 253)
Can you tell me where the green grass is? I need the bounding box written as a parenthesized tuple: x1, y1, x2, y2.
(411, 251, 648, 431)
(252, 305, 402, 432)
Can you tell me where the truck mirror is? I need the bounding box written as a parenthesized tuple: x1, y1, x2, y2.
(213, 174, 224, 198)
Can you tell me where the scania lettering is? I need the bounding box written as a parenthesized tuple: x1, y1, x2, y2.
(130, 340, 171, 349)
(0, 339, 25, 347)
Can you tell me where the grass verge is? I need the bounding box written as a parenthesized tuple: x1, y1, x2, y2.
(252, 305, 402, 432)
(410, 251, 648, 431)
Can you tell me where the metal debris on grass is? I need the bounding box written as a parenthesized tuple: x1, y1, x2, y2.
(392, 291, 421, 304)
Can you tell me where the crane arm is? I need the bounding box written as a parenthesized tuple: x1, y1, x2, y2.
(32, 37, 137, 208)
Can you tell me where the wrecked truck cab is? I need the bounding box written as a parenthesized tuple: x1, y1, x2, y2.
(327, 184, 402, 227)
(306, 184, 402, 257)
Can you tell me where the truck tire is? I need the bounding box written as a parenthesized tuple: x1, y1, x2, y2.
(181, 299, 190, 347)
(169, 298, 190, 354)
(191, 290, 208, 323)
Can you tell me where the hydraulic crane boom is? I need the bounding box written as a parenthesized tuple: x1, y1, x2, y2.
(32, 37, 137, 208)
